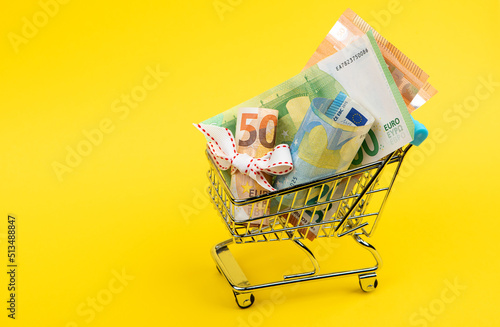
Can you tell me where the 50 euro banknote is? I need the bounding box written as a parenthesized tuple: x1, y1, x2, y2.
(230, 107, 278, 222)
(305, 8, 437, 113)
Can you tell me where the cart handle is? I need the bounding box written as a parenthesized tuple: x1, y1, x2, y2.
(410, 117, 428, 146)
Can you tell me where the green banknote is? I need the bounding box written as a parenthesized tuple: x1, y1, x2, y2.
(202, 65, 346, 146)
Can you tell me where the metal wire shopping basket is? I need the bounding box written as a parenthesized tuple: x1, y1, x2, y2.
(207, 144, 412, 308)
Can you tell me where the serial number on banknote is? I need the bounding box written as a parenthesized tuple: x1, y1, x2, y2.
(336, 48, 368, 71)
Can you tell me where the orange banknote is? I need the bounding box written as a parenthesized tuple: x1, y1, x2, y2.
(230, 107, 278, 223)
(304, 8, 437, 113)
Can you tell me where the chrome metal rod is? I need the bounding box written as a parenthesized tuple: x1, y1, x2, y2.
(353, 234, 382, 270)
(283, 240, 320, 279)
(338, 222, 369, 238)
(334, 150, 398, 233)
(213, 238, 381, 293)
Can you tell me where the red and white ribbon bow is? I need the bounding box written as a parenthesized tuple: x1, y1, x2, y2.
(194, 123, 293, 191)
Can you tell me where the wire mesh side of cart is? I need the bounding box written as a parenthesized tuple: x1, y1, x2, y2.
(207, 146, 410, 244)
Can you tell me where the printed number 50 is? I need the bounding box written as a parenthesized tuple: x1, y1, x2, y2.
(238, 113, 277, 148)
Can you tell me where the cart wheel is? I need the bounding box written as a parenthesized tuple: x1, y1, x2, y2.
(358, 273, 378, 292)
(233, 292, 255, 309)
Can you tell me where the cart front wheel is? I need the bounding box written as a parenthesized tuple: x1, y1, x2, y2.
(359, 273, 378, 292)
(234, 292, 255, 308)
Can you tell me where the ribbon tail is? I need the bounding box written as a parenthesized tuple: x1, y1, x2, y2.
(253, 171, 276, 192)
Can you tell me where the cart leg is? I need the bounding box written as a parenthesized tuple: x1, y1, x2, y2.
(352, 234, 382, 270)
(283, 239, 320, 280)
(353, 234, 381, 292)
(212, 239, 256, 308)
(233, 292, 255, 309)
(358, 273, 378, 292)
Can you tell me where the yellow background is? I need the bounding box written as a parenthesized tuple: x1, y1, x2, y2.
(1, 0, 499, 326)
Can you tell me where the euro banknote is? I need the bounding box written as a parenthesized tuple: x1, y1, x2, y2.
(304, 8, 437, 113)
(273, 95, 374, 191)
(273, 94, 374, 240)
(230, 107, 278, 222)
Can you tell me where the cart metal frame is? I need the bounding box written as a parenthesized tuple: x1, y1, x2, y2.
(207, 145, 412, 308)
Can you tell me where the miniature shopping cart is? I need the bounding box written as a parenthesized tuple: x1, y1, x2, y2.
(207, 142, 415, 308)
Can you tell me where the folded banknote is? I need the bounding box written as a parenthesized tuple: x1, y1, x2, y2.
(273, 93, 374, 240)
(231, 107, 278, 222)
(274, 94, 374, 191)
